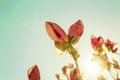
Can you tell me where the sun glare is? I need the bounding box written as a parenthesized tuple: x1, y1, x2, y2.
(82, 56, 101, 75)
(85, 61, 101, 74)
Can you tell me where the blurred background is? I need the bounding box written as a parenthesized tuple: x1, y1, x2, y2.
(0, 0, 120, 80)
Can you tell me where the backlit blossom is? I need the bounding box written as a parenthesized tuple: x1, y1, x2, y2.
(69, 68, 80, 80)
(92, 53, 111, 70)
(46, 20, 84, 52)
(68, 20, 84, 44)
(46, 22, 68, 42)
(68, 20, 84, 37)
(28, 65, 40, 80)
(105, 39, 118, 53)
(91, 35, 104, 52)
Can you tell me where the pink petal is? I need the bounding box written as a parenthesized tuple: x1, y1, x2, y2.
(91, 35, 104, 51)
(28, 65, 40, 80)
(46, 22, 68, 42)
(68, 20, 84, 37)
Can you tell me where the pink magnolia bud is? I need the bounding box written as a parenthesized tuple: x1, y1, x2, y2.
(28, 65, 40, 80)
(46, 22, 69, 42)
(91, 35, 104, 52)
(68, 20, 84, 44)
(68, 20, 84, 37)
(105, 39, 118, 53)
(69, 68, 80, 80)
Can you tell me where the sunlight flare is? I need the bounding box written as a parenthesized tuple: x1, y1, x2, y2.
(82, 56, 101, 75)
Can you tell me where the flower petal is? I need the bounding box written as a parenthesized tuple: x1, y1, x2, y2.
(28, 65, 40, 80)
(91, 35, 104, 52)
(68, 20, 84, 44)
(46, 22, 68, 42)
(68, 20, 84, 37)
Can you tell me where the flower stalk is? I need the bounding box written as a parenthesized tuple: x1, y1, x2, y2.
(68, 45, 82, 80)
(72, 56, 82, 80)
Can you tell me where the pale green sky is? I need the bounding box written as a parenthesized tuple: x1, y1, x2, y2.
(0, 0, 120, 80)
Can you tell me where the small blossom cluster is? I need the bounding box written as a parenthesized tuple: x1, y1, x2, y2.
(91, 35, 118, 53)
(91, 35, 120, 80)
(61, 63, 80, 80)
(45, 20, 84, 52)
(26, 20, 120, 80)
(45, 20, 84, 80)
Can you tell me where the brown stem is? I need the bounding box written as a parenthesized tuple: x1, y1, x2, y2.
(68, 45, 82, 80)
(72, 56, 82, 80)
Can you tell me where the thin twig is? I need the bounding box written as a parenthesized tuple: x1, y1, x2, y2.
(72, 56, 82, 80)
(68, 45, 82, 80)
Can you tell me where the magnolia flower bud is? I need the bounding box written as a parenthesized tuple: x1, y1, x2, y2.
(28, 65, 40, 80)
(105, 39, 118, 53)
(91, 35, 104, 52)
(69, 68, 80, 80)
(68, 20, 84, 44)
(46, 22, 69, 42)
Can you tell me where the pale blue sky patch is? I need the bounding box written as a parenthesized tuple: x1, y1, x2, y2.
(0, 0, 120, 80)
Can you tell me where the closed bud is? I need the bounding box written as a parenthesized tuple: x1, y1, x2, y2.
(68, 20, 84, 44)
(69, 68, 80, 80)
(91, 35, 104, 53)
(28, 65, 40, 80)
